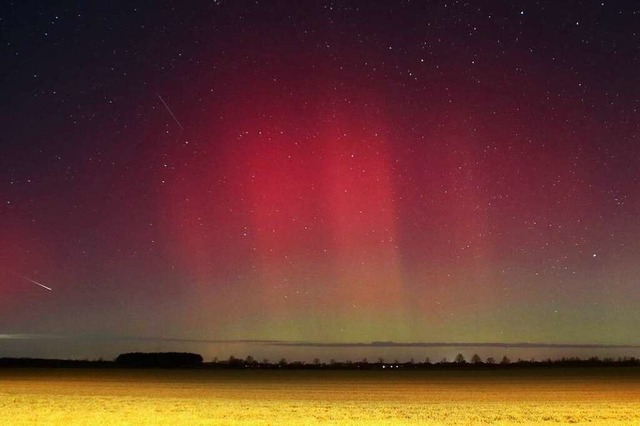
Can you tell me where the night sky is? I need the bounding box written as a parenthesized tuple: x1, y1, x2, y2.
(1, 1, 639, 362)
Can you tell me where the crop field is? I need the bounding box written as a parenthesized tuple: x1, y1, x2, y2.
(2, 368, 640, 425)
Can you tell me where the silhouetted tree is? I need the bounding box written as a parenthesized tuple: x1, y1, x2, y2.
(471, 354, 483, 364)
(486, 357, 496, 365)
(454, 353, 466, 364)
(227, 356, 243, 367)
(500, 356, 511, 365)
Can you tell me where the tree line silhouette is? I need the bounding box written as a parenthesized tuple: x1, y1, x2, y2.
(214, 353, 640, 370)
(1, 352, 639, 369)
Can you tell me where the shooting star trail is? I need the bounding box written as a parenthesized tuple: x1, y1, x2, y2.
(157, 93, 184, 131)
(10, 271, 52, 291)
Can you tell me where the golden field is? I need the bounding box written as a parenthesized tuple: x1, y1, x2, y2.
(2, 368, 640, 425)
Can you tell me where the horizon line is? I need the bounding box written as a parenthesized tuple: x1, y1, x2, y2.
(1, 334, 638, 350)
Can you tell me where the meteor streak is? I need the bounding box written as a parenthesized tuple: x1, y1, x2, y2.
(10, 271, 52, 291)
(157, 93, 184, 130)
